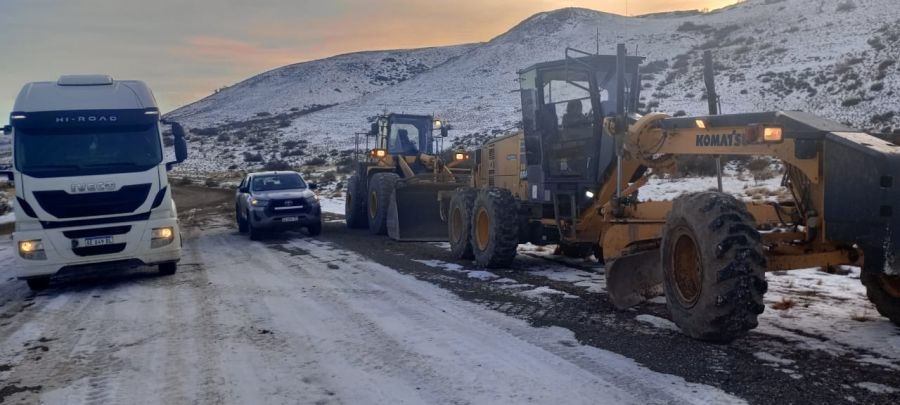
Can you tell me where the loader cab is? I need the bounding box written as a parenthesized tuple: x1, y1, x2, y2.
(372, 114, 438, 157)
(518, 53, 643, 209)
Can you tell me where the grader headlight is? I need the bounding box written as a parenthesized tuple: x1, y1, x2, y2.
(453, 152, 469, 161)
(370, 148, 387, 158)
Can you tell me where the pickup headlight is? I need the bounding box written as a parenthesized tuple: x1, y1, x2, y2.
(151, 226, 175, 248)
(250, 198, 269, 207)
(19, 239, 47, 260)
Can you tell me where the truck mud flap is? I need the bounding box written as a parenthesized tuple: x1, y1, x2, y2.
(386, 183, 456, 242)
(605, 249, 663, 309)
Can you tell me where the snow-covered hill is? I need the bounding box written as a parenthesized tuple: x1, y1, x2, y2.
(166, 0, 900, 174)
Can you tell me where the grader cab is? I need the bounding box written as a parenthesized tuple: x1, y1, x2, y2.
(445, 45, 900, 342)
(345, 113, 470, 241)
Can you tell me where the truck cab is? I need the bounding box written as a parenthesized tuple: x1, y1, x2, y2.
(1, 75, 188, 290)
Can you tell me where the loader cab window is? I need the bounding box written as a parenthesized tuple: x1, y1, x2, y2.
(386, 117, 434, 155)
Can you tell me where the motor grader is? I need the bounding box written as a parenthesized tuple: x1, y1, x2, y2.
(444, 45, 900, 342)
(345, 113, 470, 241)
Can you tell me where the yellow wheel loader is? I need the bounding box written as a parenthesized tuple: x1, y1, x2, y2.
(446, 46, 900, 342)
(344, 113, 470, 241)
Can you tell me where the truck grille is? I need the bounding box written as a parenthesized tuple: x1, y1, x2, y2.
(34, 184, 151, 218)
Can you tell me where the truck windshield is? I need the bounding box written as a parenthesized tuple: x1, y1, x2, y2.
(14, 125, 163, 178)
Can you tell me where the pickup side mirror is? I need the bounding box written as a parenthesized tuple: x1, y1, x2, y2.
(238, 186, 249, 193)
(308, 183, 318, 190)
(166, 122, 189, 171)
(1, 125, 11, 135)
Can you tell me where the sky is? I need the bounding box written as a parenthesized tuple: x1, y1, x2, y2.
(0, 0, 738, 117)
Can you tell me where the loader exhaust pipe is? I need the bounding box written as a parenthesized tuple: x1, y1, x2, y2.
(703, 50, 724, 193)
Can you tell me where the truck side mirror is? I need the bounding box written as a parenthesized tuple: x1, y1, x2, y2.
(370, 122, 378, 136)
(1, 125, 10, 135)
(0, 170, 12, 181)
(440, 127, 449, 138)
(166, 122, 189, 171)
(308, 183, 318, 190)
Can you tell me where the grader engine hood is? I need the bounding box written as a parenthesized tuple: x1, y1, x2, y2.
(824, 131, 900, 276)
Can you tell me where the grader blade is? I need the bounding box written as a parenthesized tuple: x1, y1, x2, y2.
(387, 183, 454, 241)
(605, 249, 664, 309)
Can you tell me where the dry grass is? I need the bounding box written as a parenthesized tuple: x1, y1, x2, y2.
(771, 296, 798, 310)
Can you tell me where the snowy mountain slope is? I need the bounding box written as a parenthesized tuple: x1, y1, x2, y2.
(166, 0, 900, 174)
(166, 44, 479, 128)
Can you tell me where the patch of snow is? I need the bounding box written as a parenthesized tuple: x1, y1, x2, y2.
(319, 196, 345, 216)
(635, 314, 679, 331)
(467, 270, 499, 281)
(412, 259, 466, 272)
(855, 382, 899, 394)
(756, 267, 900, 363)
(520, 286, 578, 300)
(753, 352, 795, 366)
(0, 211, 12, 225)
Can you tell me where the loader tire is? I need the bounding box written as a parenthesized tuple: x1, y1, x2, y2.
(861, 272, 900, 325)
(448, 188, 477, 260)
(367, 173, 400, 235)
(559, 242, 593, 259)
(661, 192, 767, 343)
(471, 188, 519, 268)
(345, 174, 368, 229)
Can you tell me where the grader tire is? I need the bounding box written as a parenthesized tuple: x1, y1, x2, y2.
(661, 192, 767, 343)
(448, 188, 477, 260)
(345, 174, 368, 229)
(861, 272, 900, 325)
(367, 173, 400, 235)
(471, 188, 519, 268)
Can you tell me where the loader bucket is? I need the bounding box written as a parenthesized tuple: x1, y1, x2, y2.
(605, 249, 664, 309)
(386, 182, 456, 241)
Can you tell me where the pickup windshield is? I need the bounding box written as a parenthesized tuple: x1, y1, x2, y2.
(14, 125, 163, 178)
(252, 173, 307, 191)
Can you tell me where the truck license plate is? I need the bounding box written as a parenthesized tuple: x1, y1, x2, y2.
(84, 236, 114, 247)
(282, 217, 299, 223)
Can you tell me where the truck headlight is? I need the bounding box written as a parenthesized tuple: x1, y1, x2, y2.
(19, 240, 47, 260)
(151, 227, 175, 248)
(250, 198, 269, 207)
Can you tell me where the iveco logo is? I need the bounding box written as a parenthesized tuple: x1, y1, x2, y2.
(55, 115, 118, 123)
(70, 182, 116, 193)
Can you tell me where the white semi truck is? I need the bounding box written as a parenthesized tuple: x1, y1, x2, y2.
(0, 75, 188, 291)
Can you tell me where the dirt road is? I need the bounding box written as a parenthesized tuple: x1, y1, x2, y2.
(0, 185, 897, 404)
